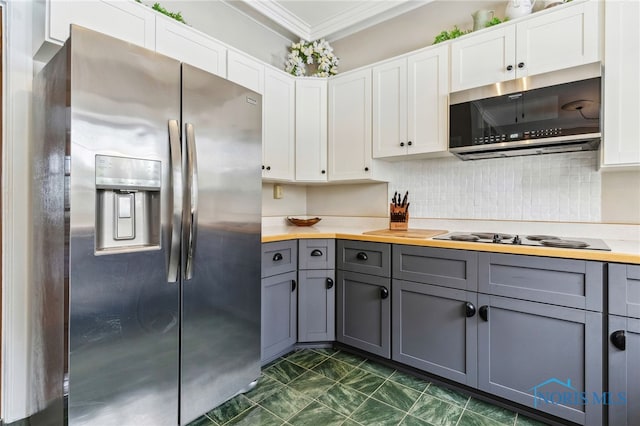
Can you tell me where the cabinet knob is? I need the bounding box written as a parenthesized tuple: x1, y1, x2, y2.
(272, 253, 283, 262)
(407, 141, 413, 146)
(506, 65, 514, 71)
(518, 62, 525, 69)
(266, 166, 271, 171)
(465, 302, 476, 318)
(364, 167, 369, 172)
(321, 170, 326, 174)
(380, 287, 389, 300)
(310, 249, 323, 257)
(479, 305, 489, 321)
(356, 252, 368, 261)
(262, 165, 265, 170)
(400, 142, 405, 147)
(326, 278, 334, 289)
(611, 330, 626, 351)
(291, 279, 297, 292)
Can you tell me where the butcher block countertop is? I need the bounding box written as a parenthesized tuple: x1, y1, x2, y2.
(262, 222, 640, 265)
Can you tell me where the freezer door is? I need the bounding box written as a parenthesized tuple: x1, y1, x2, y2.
(180, 64, 262, 425)
(66, 27, 181, 425)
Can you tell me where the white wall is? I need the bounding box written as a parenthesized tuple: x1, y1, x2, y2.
(3, 0, 35, 421)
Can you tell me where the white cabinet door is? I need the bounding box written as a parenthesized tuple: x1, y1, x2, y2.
(602, 0, 640, 168)
(38, 0, 155, 54)
(227, 50, 265, 94)
(263, 69, 295, 181)
(516, 1, 599, 78)
(295, 79, 328, 182)
(451, 1, 600, 92)
(450, 25, 516, 92)
(372, 57, 407, 158)
(407, 45, 449, 155)
(155, 15, 227, 78)
(328, 69, 373, 181)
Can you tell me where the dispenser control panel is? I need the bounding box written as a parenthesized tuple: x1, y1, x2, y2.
(96, 155, 161, 190)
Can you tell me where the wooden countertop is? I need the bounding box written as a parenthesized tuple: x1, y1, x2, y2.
(262, 225, 640, 264)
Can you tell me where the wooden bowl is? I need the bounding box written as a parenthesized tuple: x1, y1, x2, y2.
(287, 217, 322, 227)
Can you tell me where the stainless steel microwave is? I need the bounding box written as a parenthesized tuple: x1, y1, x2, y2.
(449, 74, 601, 160)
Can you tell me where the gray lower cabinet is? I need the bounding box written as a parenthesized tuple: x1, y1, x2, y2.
(477, 293, 603, 425)
(608, 315, 640, 426)
(261, 271, 297, 364)
(337, 270, 391, 358)
(298, 269, 335, 342)
(261, 240, 298, 364)
(608, 263, 640, 426)
(392, 279, 478, 387)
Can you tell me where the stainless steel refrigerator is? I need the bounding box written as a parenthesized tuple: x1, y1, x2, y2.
(32, 25, 262, 426)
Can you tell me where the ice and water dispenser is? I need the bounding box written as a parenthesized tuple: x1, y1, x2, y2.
(95, 155, 161, 252)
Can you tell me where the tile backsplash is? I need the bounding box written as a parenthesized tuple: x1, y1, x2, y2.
(388, 151, 601, 222)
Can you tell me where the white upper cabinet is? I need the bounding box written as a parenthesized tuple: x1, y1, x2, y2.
(34, 0, 156, 59)
(155, 15, 227, 78)
(328, 69, 379, 181)
(373, 58, 407, 158)
(227, 50, 265, 94)
(451, 0, 600, 92)
(373, 45, 449, 159)
(601, 0, 640, 168)
(263, 68, 295, 181)
(295, 79, 328, 182)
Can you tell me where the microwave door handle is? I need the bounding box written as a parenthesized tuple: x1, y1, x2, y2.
(167, 119, 183, 283)
(185, 123, 198, 281)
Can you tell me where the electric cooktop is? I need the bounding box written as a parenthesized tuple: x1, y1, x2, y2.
(433, 232, 611, 251)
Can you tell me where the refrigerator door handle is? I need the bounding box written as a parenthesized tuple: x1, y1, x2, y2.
(168, 119, 183, 283)
(185, 122, 199, 280)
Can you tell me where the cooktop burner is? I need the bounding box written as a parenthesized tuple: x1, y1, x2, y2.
(434, 232, 611, 251)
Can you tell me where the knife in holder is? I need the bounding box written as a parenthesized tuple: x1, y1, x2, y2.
(389, 203, 409, 230)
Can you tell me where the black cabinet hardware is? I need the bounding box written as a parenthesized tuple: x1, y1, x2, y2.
(261, 165, 265, 170)
(291, 279, 297, 292)
(400, 142, 405, 147)
(518, 62, 525, 68)
(310, 249, 323, 257)
(266, 166, 271, 170)
(479, 305, 489, 321)
(321, 170, 326, 174)
(380, 287, 389, 299)
(506, 65, 514, 71)
(407, 141, 412, 146)
(326, 278, 334, 289)
(356, 252, 368, 261)
(611, 330, 626, 351)
(364, 167, 369, 171)
(465, 302, 476, 318)
(272, 252, 283, 262)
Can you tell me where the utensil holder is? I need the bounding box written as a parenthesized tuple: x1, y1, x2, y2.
(389, 204, 409, 230)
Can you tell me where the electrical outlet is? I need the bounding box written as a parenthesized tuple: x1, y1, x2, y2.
(273, 184, 283, 199)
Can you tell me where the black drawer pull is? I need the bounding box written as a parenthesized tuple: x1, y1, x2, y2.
(356, 252, 368, 261)
(465, 302, 476, 318)
(326, 278, 334, 289)
(611, 330, 626, 351)
(291, 279, 297, 292)
(380, 287, 389, 300)
(310, 249, 323, 257)
(272, 253, 283, 262)
(479, 305, 489, 321)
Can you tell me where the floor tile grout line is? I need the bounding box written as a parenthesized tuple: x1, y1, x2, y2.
(454, 397, 471, 426)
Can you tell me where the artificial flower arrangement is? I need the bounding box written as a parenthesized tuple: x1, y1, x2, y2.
(285, 39, 339, 77)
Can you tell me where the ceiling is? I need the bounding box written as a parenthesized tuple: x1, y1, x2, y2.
(234, 0, 433, 42)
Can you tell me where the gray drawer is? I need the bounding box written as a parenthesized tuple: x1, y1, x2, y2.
(337, 240, 391, 277)
(609, 263, 640, 319)
(262, 240, 297, 278)
(299, 239, 335, 270)
(393, 245, 478, 291)
(478, 252, 604, 311)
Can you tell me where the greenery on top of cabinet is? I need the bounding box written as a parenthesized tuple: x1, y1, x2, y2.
(136, 1, 186, 24)
(433, 26, 471, 44)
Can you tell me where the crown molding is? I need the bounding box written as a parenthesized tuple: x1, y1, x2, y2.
(239, 0, 432, 42)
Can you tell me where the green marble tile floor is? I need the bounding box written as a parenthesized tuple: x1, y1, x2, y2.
(187, 348, 549, 426)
